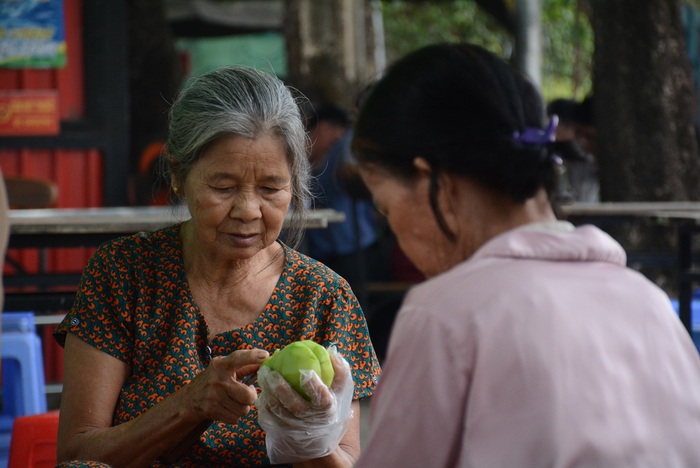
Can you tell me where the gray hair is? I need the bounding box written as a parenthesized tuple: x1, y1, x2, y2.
(165, 66, 311, 248)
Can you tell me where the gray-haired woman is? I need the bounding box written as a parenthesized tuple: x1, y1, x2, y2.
(55, 66, 380, 467)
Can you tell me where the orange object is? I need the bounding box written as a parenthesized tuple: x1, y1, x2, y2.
(138, 141, 165, 175)
(8, 410, 59, 468)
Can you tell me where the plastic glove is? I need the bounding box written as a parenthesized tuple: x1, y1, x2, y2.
(256, 345, 354, 464)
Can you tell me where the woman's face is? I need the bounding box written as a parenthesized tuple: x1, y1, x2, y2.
(182, 134, 292, 261)
(359, 163, 455, 278)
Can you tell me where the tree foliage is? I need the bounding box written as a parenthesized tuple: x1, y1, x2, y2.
(382, 0, 508, 62)
(381, 0, 593, 101)
(541, 0, 593, 100)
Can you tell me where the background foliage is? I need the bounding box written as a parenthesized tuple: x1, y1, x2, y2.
(381, 0, 594, 103)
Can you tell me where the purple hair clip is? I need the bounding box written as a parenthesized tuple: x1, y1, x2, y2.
(512, 115, 559, 145)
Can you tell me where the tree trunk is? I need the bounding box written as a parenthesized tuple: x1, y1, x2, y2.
(284, 0, 384, 108)
(588, 0, 700, 294)
(589, 0, 700, 202)
(513, 0, 542, 88)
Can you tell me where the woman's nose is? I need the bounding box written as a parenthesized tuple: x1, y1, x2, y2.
(229, 190, 262, 222)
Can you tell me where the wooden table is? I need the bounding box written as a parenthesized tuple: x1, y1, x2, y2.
(562, 201, 700, 336)
(3, 206, 345, 313)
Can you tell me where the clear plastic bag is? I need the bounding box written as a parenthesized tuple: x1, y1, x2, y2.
(256, 346, 354, 464)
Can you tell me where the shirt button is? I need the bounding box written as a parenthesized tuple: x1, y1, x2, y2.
(70, 317, 80, 327)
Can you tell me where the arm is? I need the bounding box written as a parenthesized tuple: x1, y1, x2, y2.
(293, 400, 361, 468)
(58, 333, 267, 467)
(355, 304, 472, 467)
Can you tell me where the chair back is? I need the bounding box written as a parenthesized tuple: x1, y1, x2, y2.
(4, 177, 58, 209)
(7, 410, 59, 468)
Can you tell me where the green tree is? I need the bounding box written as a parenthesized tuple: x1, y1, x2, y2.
(381, 0, 508, 62)
(381, 0, 593, 101)
(541, 0, 593, 99)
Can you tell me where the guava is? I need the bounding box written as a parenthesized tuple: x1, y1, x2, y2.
(261, 340, 334, 400)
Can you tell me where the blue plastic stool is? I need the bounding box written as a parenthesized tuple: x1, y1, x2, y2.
(0, 312, 47, 468)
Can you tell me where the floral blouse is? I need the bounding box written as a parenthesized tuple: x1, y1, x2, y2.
(55, 224, 380, 467)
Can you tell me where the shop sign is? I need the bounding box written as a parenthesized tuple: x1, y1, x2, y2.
(0, 90, 59, 135)
(0, 0, 66, 68)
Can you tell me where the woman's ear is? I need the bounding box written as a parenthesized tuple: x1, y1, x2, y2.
(414, 156, 451, 192)
(414, 156, 458, 195)
(167, 155, 183, 197)
(170, 172, 183, 197)
(414, 156, 460, 235)
(412, 156, 432, 177)
(411, 156, 435, 197)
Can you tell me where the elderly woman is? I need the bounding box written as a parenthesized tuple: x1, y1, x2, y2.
(352, 43, 700, 467)
(54, 66, 380, 467)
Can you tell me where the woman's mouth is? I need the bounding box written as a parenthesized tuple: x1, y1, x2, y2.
(226, 232, 260, 247)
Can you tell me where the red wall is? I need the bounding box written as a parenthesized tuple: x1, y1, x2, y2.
(1, 0, 102, 383)
(0, 0, 102, 211)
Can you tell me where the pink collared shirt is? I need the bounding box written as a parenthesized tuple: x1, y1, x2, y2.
(357, 222, 700, 467)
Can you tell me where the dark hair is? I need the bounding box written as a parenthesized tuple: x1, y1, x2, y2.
(306, 102, 353, 130)
(352, 43, 559, 240)
(547, 96, 594, 126)
(577, 95, 594, 126)
(546, 98, 580, 123)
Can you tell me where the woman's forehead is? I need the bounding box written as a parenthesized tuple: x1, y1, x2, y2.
(194, 135, 290, 175)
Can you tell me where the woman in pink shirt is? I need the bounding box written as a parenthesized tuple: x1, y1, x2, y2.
(352, 43, 700, 467)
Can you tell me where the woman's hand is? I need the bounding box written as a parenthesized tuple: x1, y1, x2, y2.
(160, 348, 269, 463)
(183, 348, 269, 425)
(58, 337, 269, 467)
(262, 347, 351, 419)
(256, 346, 355, 464)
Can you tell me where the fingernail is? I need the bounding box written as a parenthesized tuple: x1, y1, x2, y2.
(255, 350, 269, 360)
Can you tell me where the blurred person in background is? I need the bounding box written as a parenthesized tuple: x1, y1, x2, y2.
(305, 102, 384, 307)
(547, 96, 599, 202)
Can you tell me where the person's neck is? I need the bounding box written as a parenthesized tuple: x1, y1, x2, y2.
(447, 184, 557, 267)
(519, 189, 559, 225)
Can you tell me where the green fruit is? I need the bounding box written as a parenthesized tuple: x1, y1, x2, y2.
(262, 340, 334, 400)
